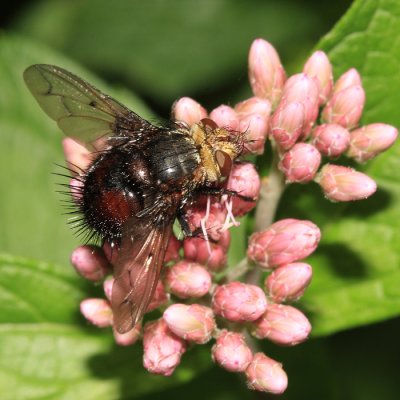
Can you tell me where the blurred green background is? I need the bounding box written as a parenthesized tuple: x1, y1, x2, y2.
(1, 1, 400, 399)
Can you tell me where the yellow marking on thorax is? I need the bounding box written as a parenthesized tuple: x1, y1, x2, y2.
(190, 124, 220, 183)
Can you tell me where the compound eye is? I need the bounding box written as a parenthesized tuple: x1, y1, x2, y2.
(200, 118, 218, 131)
(215, 150, 232, 178)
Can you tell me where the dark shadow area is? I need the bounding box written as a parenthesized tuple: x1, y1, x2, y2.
(315, 242, 369, 279)
(86, 340, 217, 400)
(341, 186, 393, 218)
(257, 316, 400, 400)
(276, 179, 394, 228)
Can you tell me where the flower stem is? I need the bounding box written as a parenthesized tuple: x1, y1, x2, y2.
(228, 146, 286, 284)
(254, 148, 286, 232)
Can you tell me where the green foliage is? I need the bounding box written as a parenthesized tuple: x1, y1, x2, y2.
(0, 254, 212, 399)
(0, 0, 399, 398)
(13, 0, 349, 107)
(299, 0, 400, 335)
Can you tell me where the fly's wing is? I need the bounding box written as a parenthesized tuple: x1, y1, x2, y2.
(111, 217, 173, 333)
(23, 64, 152, 151)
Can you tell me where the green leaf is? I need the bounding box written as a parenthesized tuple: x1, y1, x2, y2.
(0, 33, 151, 266)
(13, 0, 350, 106)
(292, 0, 400, 335)
(0, 254, 212, 400)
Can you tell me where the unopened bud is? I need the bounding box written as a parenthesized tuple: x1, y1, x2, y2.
(185, 202, 227, 242)
(164, 261, 212, 299)
(239, 113, 269, 155)
(281, 73, 320, 134)
(247, 219, 321, 269)
(270, 102, 304, 150)
(303, 50, 333, 104)
(311, 124, 350, 157)
(245, 353, 288, 394)
(69, 178, 83, 202)
(248, 39, 286, 107)
(347, 123, 398, 162)
(224, 162, 260, 216)
(250, 304, 311, 345)
(235, 97, 272, 119)
(62, 137, 92, 172)
(315, 164, 377, 202)
(103, 276, 114, 301)
(147, 280, 170, 312)
(212, 330, 253, 372)
(265, 262, 313, 302)
(183, 235, 229, 271)
(278, 143, 321, 183)
(333, 68, 362, 94)
(102, 241, 118, 264)
(113, 322, 141, 346)
(322, 85, 365, 129)
(209, 105, 240, 130)
(71, 245, 110, 281)
(80, 298, 113, 328)
(172, 97, 207, 126)
(143, 319, 186, 376)
(163, 303, 216, 344)
(212, 282, 267, 322)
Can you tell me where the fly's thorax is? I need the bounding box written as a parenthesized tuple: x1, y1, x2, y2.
(189, 120, 244, 183)
(147, 129, 201, 185)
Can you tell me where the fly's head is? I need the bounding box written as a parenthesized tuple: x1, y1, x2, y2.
(190, 118, 245, 184)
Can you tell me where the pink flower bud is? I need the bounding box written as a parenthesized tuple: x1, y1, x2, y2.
(103, 276, 114, 301)
(143, 319, 186, 376)
(250, 304, 311, 345)
(239, 113, 269, 155)
(224, 162, 260, 216)
(311, 124, 350, 157)
(247, 219, 321, 269)
(163, 234, 182, 263)
(183, 235, 228, 271)
(347, 123, 398, 162)
(303, 50, 333, 104)
(315, 164, 377, 202)
(245, 353, 288, 394)
(69, 178, 83, 202)
(265, 262, 313, 302)
(80, 298, 113, 328)
(212, 282, 268, 322)
(333, 68, 362, 94)
(212, 330, 253, 372)
(113, 322, 141, 346)
(172, 97, 207, 126)
(281, 73, 320, 135)
(163, 304, 216, 344)
(248, 39, 286, 107)
(322, 85, 365, 129)
(270, 102, 305, 150)
(147, 280, 170, 312)
(62, 137, 92, 171)
(102, 241, 118, 264)
(209, 105, 240, 130)
(278, 143, 321, 183)
(235, 97, 272, 119)
(70, 245, 110, 281)
(164, 260, 212, 299)
(185, 202, 227, 242)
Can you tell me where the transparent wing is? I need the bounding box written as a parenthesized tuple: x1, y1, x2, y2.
(23, 64, 150, 151)
(111, 217, 173, 333)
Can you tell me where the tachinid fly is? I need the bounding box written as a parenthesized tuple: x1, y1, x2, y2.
(23, 64, 246, 333)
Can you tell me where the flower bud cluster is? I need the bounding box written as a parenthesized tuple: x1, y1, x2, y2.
(68, 38, 397, 395)
(246, 40, 397, 201)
